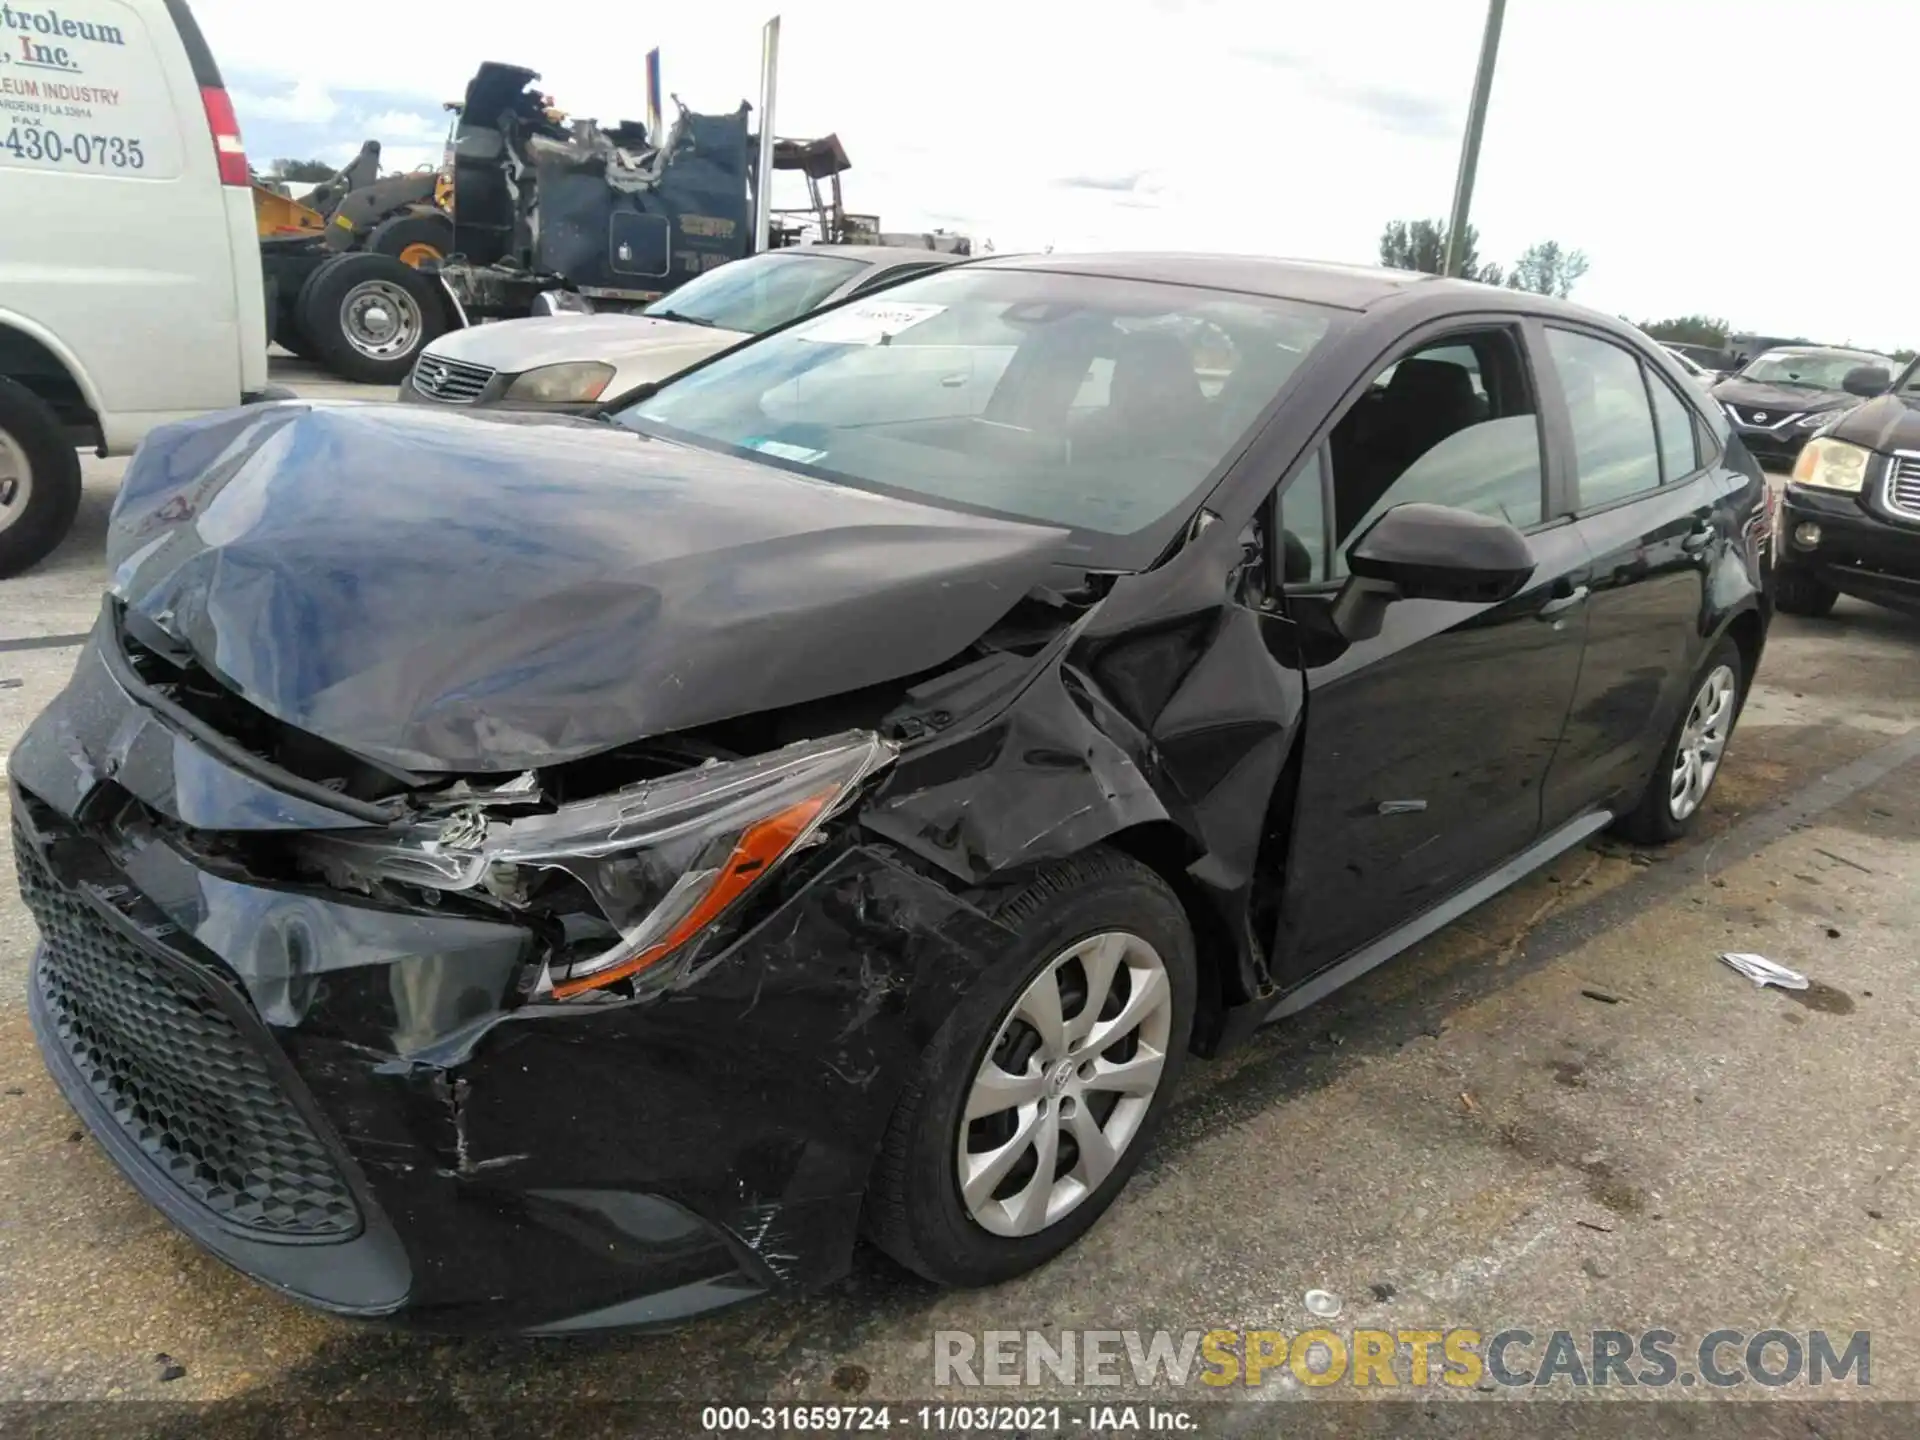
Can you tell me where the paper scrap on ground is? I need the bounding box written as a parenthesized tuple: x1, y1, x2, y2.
(1720, 952, 1810, 991)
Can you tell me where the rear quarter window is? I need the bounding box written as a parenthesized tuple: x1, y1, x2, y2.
(0, 0, 188, 179)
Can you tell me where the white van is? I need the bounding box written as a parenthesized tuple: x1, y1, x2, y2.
(0, 0, 270, 576)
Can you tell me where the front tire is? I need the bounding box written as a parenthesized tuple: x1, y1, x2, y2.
(864, 848, 1195, 1287)
(1613, 638, 1745, 845)
(1773, 566, 1838, 618)
(0, 376, 82, 579)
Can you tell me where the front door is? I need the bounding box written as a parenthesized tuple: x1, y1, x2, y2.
(1264, 322, 1593, 980)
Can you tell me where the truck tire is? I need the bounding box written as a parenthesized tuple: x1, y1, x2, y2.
(0, 376, 83, 579)
(297, 253, 447, 385)
(366, 212, 455, 269)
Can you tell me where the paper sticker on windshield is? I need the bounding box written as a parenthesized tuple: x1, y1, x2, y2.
(752, 439, 828, 465)
(796, 301, 946, 346)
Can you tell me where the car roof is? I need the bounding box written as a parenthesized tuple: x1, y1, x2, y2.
(963, 252, 1640, 328)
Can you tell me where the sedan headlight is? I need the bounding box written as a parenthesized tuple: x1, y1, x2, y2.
(1791, 438, 1873, 493)
(505, 361, 617, 404)
(300, 731, 896, 999)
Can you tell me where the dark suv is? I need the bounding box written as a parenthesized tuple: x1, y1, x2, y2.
(1774, 355, 1920, 617)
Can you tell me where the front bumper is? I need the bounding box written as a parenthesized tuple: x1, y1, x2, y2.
(7, 636, 1010, 1333)
(1777, 478, 1920, 615)
(1728, 423, 1816, 470)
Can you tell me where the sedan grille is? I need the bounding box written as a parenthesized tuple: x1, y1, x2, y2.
(15, 827, 361, 1241)
(410, 353, 495, 404)
(1888, 454, 1920, 521)
(1727, 404, 1799, 429)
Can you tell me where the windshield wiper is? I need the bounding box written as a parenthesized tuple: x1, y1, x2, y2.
(649, 308, 720, 328)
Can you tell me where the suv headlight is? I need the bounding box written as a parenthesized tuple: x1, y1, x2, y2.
(506, 361, 617, 404)
(300, 730, 896, 999)
(1791, 438, 1873, 493)
(1795, 408, 1846, 430)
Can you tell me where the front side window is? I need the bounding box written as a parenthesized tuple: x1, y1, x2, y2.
(1546, 328, 1662, 509)
(619, 267, 1342, 564)
(1321, 329, 1544, 580)
(1898, 359, 1920, 395)
(642, 251, 865, 335)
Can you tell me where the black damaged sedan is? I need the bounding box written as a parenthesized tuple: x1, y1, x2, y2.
(11, 256, 1772, 1333)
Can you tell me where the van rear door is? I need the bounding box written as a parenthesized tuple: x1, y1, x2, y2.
(0, 0, 268, 452)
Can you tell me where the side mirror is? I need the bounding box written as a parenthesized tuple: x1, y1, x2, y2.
(1842, 365, 1891, 398)
(1330, 503, 1536, 642)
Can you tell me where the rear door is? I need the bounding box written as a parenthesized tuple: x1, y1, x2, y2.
(0, 0, 262, 449)
(1534, 323, 1723, 824)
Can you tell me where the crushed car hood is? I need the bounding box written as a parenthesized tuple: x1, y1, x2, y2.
(1713, 378, 1854, 415)
(424, 313, 746, 382)
(1821, 391, 1920, 454)
(105, 403, 1069, 773)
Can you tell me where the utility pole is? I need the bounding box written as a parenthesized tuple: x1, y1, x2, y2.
(753, 16, 782, 254)
(1442, 0, 1507, 279)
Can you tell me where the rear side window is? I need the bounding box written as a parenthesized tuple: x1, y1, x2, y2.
(1546, 329, 1662, 509)
(0, 0, 189, 179)
(1647, 371, 1702, 482)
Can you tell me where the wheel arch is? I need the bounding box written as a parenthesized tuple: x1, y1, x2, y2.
(0, 313, 102, 445)
(1715, 602, 1767, 695)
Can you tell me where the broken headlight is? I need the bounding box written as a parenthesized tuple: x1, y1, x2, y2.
(300, 730, 896, 999)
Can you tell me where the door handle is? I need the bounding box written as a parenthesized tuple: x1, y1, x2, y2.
(1538, 584, 1589, 618)
(940, 374, 968, 388)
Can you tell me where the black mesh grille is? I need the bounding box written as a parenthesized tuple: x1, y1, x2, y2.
(15, 827, 361, 1240)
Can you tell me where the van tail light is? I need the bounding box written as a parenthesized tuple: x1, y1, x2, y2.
(200, 86, 250, 187)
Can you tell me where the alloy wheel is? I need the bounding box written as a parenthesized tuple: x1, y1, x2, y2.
(957, 931, 1174, 1238)
(1669, 663, 1737, 820)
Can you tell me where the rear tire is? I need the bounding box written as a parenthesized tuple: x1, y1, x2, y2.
(297, 252, 447, 385)
(1612, 637, 1745, 846)
(366, 211, 454, 269)
(0, 376, 83, 579)
(864, 847, 1196, 1287)
(1773, 566, 1838, 618)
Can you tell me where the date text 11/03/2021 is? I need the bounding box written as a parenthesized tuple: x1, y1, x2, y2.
(700, 1407, 1195, 1433)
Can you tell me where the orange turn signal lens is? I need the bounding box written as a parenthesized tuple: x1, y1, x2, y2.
(548, 790, 832, 999)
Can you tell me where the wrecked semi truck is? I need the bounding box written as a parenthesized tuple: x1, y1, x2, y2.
(431, 63, 882, 328)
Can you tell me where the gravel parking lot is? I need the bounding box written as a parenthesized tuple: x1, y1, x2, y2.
(2, 366, 1916, 1430)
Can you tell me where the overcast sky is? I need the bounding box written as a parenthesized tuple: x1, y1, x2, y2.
(195, 0, 1918, 351)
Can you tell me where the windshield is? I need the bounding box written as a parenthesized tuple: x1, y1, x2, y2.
(642, 251, 865, 335)
(616, 266, 1341, 565)
(1737, 350, 1891, 390)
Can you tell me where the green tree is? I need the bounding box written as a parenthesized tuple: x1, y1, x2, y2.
(1639, 316, 1731, 347)
(1378, 218, 1494, 282)
(271, 158, 339, 182)
(1892, 348, 1917, 366)
(1505, 240, 1590, 299)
